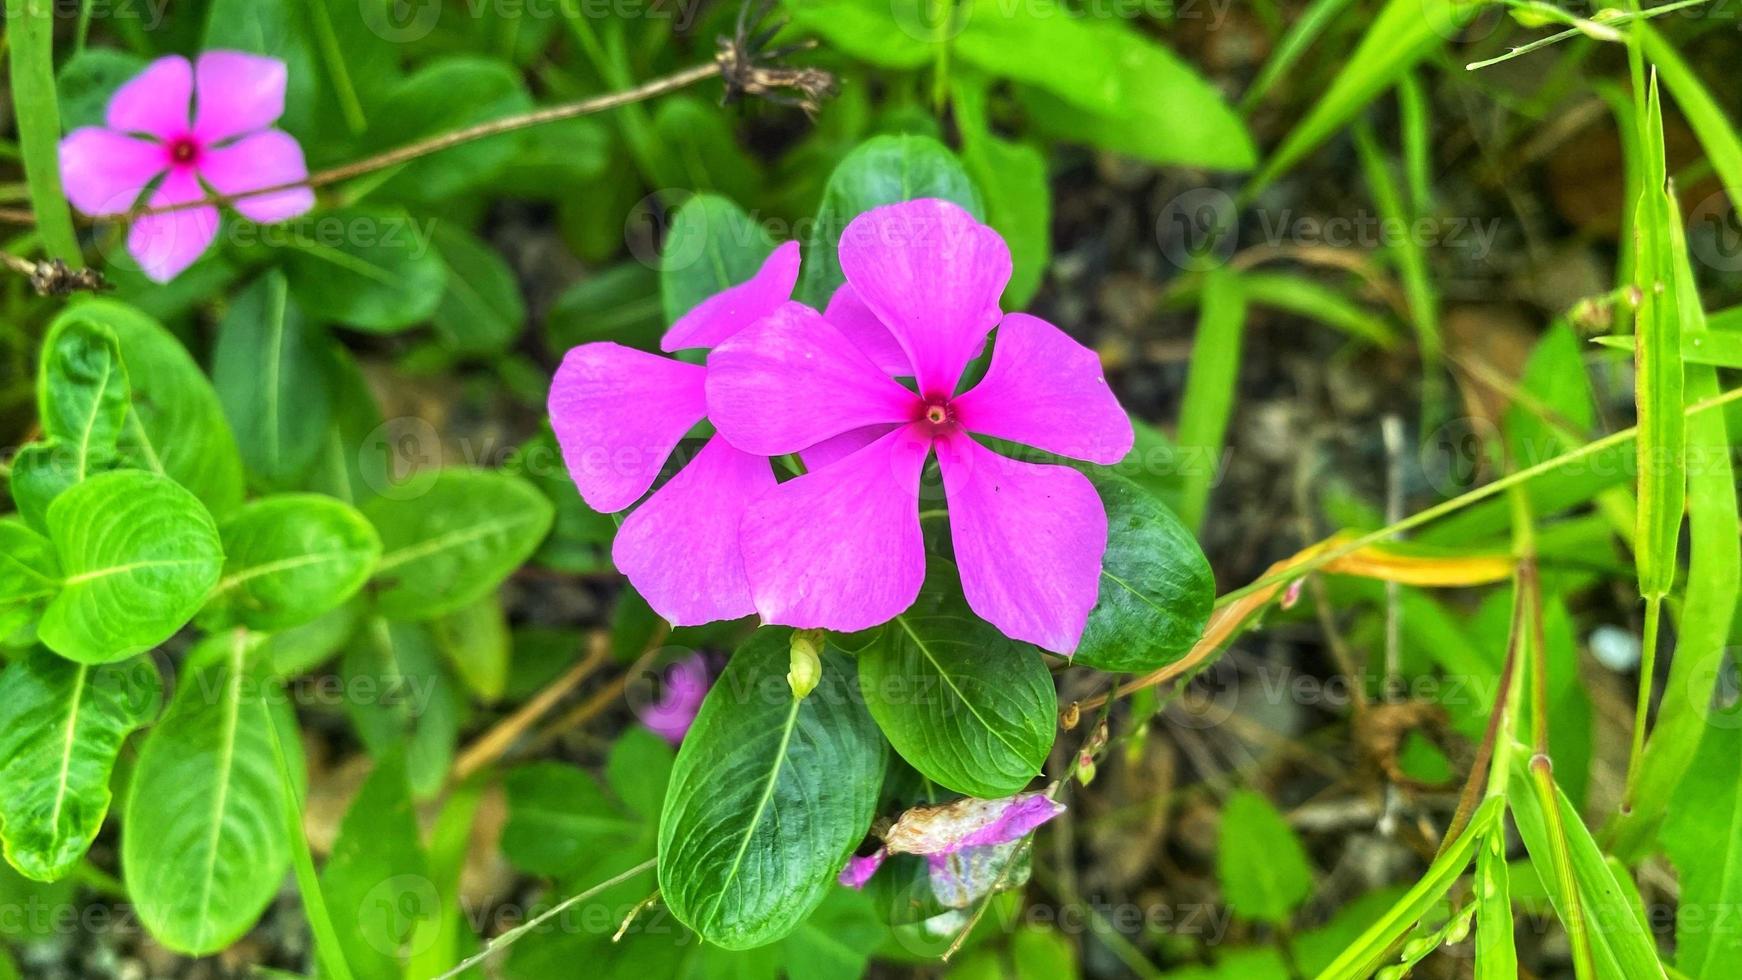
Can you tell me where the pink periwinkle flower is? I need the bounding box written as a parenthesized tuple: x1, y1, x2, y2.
(637, 652, 715, 745)
(838, 792, 1066, 900)
(706, 199, 1134, 653)
(58, 52, 315, 282)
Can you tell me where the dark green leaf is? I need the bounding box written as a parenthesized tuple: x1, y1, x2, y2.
(365, 57, 530, 202)
(546, 262, 666, 354)
(320, 752, 433, 980)
(278, 208, 446, 333)
(343, 619, 460, 798)
(431, 223, 525, 356)
(213, 272, 336, 488)
(659, 194, 776, 328)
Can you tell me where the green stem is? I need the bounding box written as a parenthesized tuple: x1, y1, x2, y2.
(1530, 755, 1596, 979)
(9, 0, 83, 264)
(1623, 593, 1663, 805)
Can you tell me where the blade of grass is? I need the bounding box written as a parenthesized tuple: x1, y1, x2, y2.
(8, 0, 83, 264)
(1238, 0, 1360, 113)
(1170, 270, 1399, 347)
(1353, 119, 1444, 422)
(1593, 330, 1742, 367)
(1398, 71, 1433, 217)
(1475, 825, 1517, 978)
(1639, 23, 1742, 209)
(1175, 265, 1246, 531)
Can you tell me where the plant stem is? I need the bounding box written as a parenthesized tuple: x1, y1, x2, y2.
(8, 0, 83, 263)
(431, 858, 658, 980)
(1623, 593, 1663, 805)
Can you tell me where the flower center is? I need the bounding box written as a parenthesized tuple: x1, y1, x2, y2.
(167, 136, 199, 166)
(919, 398, 955, 432)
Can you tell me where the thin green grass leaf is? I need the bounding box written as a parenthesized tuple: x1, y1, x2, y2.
(1175, 266, 1246, 531)
(8, 0, 84, 264)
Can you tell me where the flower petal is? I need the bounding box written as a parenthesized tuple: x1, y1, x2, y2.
(58, 128, 165, 216)
(823, 283, 911, 377)
(611, 434, 773, 626)
(885, 792, 1065, 856)
(800, 424, 901, 472)
(193, 51, 288, 143)
(199, 129, 315, 224)
(837, 199, 1010, 397)
(937, 432, 1107, 653)
(661, 241, 800, 352)
(952, 313, 1134, 464)
(706, 301, 918, 456)
(838, 850, 887, 889)
(741, 424, 931, 631)
(107, 55, 192, 138)
(548, 343, 708, 513)
(636, 653, 713, 745)
(126, 168, 219, 283)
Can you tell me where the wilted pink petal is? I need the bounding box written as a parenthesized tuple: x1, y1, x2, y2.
(548, 343, 708, 513)
(192, 51, 287, 143)
(58, 128, 165, 216)
(739, 425, 931, 630)
(706, 302, 918, 457)
(611, 434, 772, 625)
(953, 313, 1134, 464)
(838, 849, 887, 889)
(638, 653, 713, 744)
(200, 129, 314, 224)
(126, 168, 219, 283)
(837, 199, 1009, 397)
(661, 241, 800, 352)
(106, 55, 192, 138)
(884, 792, 1065, 857)
(957, 794, 1067, 848)
(936, 432, 1107, 654)
(823, 283, 911, 377)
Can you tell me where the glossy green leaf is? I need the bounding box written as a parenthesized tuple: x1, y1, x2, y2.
(0, 651, 160, 881)
(1218, 790, 1313, 925)
(36, 315, 128, 478)
(0, 520, 59, 638)
(798, 134, 982, 305)
(1071, 467, 1215, 673)
(659, 629, 886, 950)
(859, 575, 1055, 798)
(279, 207, 446, 333)
(64, 300, 245, 516)
(38, 471, 223, 664)
(213, 272, 335, 489)
(431, 223, 526, 355)
(659, 194, 777, 329)
(123, 632, 293, 955)
(954, 79, 1050, 307)
(7, 442, 89, 534)
(653, 98, 762, 203)
(205, 494, 381, 632)
(364, 468, 553, 621)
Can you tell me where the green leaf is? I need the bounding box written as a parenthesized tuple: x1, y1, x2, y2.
(37, 314, 128, 478)
(546, 261, 666, 354)
(1218, 790, 1313, 925)
(653, 97, 763, 203)
(342, 619, 461, 798)
(204, 494, 381, 632)
(859, 574, 1055, 798)
(55, 47, 147, 131)
(798, 134, 982, 305)
(503, 761, 642, 879)
(366, 57, 531, 202)
(63, 300, 245, 516)
(1237, 272, 1398, 348)
(1664, 708, 1742, 977)
(954, 79, 1050, 308)
(213, 272, 336, 489)
(1475, 823, 1517, 979)
(320, 751, 433, 980)
(659, 194, 777, 329)
(659, 629, 886, 950)
(38, 471, 224, 664)
(365, 468, 554, 621)
(123, 632, 293, 955)
(1071, 468, 1214, 673)
(260, 599, 363, 677)
(7, 442, 94, 534)
(8, 0, 81, 264)
(964, 10, 1253, 170)
(1175, 264, 1246, 531)
(0, 520, 59, 638)
(783, 0, 934, 69)
(431, 223, 526, 356)
(0, 651, 160, 881)
(432, 593, 510, 702)
(279, 207, 446, 333)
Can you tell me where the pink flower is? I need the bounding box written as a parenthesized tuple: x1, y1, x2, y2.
(705, 199, 1134, 653)
(637, 653, 714, 745)
(58, 52, 315, 282)
(838, 792, 1066, 903)
(548, 242, 803, 625)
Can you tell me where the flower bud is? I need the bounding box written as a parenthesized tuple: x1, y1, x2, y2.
(788, 629, 825, 699)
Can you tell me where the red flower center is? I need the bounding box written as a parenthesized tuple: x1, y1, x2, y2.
(167, 136, 199, 166)
(919, 398, 955, 432)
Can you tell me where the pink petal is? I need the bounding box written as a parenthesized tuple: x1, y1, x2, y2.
(740, 424, 931, 631)
(837, 199, 1010, 397)
(661, 241, 800, 352)
(884, 792, 1065, 855)
(193, 51, 288, 143)
(706, 301, 919, 457)
(548, 343, 708, 513)
(936, 432, 1107, 653)
(58, 128, 165, 216)
(199, 129, 314, 224)
(800, 424, 900, 472)
(956, 794, 1066, 849)
(838, 849, 887, 889)
(611, 434, 773, 626)
(823, 283, 911, 377)
(636, 653, 713, 744)
(126, 168, 219, 283)
(107, 55, 192, 138)
(953, 313, 1134, 464)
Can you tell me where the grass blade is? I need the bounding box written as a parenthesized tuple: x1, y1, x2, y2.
(8, 0, 84, 264)
(1175, 265, 1246, 531)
